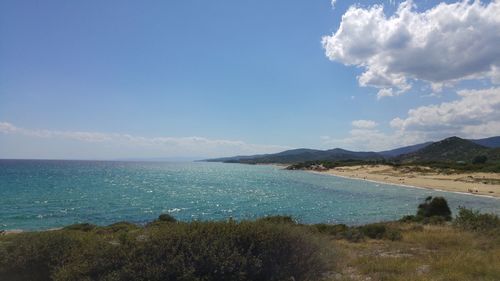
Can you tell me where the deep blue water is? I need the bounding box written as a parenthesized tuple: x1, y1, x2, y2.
(0, 160, 499, 231)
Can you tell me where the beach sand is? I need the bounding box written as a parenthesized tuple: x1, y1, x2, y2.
(314, 165, 500, 198)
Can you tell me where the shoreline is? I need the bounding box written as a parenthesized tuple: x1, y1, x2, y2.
(309, 170, 499, 200)
(306, 165, 500, 199)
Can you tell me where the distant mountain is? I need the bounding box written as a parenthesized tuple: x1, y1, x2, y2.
(378, 142, 433, 158)
(470, 136, 500, 148)
(204, 136, 500, 164)
(205, 148, 383, 164)
(398, 137, 490, 163)
(378, 136, 500, 158)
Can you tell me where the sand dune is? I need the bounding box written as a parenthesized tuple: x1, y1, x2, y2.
(316, 165, 500, 198)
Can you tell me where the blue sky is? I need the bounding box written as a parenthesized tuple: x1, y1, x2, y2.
(1, 0, 499, 159)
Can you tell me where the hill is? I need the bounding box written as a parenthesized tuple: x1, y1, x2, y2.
(398, 137, 491, 163)
(470, 136, 500, 148)
(205, 148, 383, 164)
(379, 142, 433, 158)
(204, 136, 500, 164)
(379, 137, 500, 158)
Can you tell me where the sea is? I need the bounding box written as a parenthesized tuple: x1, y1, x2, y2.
(0, 160, 499, 231)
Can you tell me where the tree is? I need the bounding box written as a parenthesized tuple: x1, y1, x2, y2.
(417, 196, 452, 221)
(472, 155, 487, 164)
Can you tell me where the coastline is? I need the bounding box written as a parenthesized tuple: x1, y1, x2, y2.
(307, 165, 500, 199)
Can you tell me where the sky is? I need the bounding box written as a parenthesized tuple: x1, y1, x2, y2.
(1, 0, 499, 159)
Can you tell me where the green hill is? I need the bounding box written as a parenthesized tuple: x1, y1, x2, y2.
(399, 137, 491, 163)
(205, 148, 383, 164)
(204, 136, 500, 166)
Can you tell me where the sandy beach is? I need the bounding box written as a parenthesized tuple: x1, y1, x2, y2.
(314, 165, 500, 198)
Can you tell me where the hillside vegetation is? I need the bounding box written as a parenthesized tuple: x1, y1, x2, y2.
(206, 148, 383, 164)
(205, 136, 500, 170)
(398, 137, 491, 163)
(287, 137, 500, 173)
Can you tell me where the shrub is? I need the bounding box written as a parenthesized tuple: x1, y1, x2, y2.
(454, 207, 500, 233)
(399, 215, 419, 223)
(0, 231, 81, 281)
(358, 224, 402, 241)
(0, 219, 328, 281)
(313, 223, 402, 242)
(423, 216, 447, 225)
(63, 223, 97, 232)
(384, 228, 403, 241)
(472, 155, 487, 164)
(359, 223, 387, 239)
(257, 215, 296, 224)
(312, 224, 378, 242)
(313, 223, 348, 237)
(146, 214, 178, 227)
(341, 228, 364, 242)
(157, 214, 177, 223)
(417, 196, 452, 221)
(106, 221, 139, 232)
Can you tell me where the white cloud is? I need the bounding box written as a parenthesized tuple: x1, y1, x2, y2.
(322, 87, 500, 150)
(322, 119, 401, 151)
(390, 87, 500, 138)
(377, 88, 395, 99)
(352, 119, 378, 129)
(331, 0, 337, 9)
(0, 122, 113, 142)
(321, 126, 424, 151)
(322, 0, 500, 95)
(0, 122, 289, 158)
(0, 122, 17, 133)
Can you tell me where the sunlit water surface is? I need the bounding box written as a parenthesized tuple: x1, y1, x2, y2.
(0, 160, 498, 230)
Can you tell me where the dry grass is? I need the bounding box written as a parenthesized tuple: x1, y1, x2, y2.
(324, 223, 500, 281)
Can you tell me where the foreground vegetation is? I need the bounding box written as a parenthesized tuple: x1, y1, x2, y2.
(1, 198, 499, 281)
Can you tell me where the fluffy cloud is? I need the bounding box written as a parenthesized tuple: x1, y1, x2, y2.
(322, 0, 500, 96)
(351, 119, 378, 129)
(323, 87, 500, 150)
(0, 122, 289, 158)
(321, 127, 423, 151)
(390, 87, 500, 138)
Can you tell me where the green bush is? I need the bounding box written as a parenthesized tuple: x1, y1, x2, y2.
(358, 224, 402, 241)
(312, 223, 363, 242)
(416, 196, 452, 221)
(146, 214, 178, 227)
(0, 231, 81, 281)
(400, 197, 452, 224)
(472, 155, 487, 164)
(341, 228, 365, 242)
(0, 219, 328, 281)
(63, 223, 97, 232)
(423, 216, 447, 225)
(157, 213, 177, 222)
(384, 228, 403, 241)
(257, 215, 296, 224)
(399, 215, 419, 223)
(313, 223, 401, 242)
(313, 223, 348, 237)
(94, 222, 140, 236)
(359, 223, 387, 239)
(454, 207, 500, 233)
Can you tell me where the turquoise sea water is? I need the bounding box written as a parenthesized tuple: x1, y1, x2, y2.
(0, 160, 499, 231)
